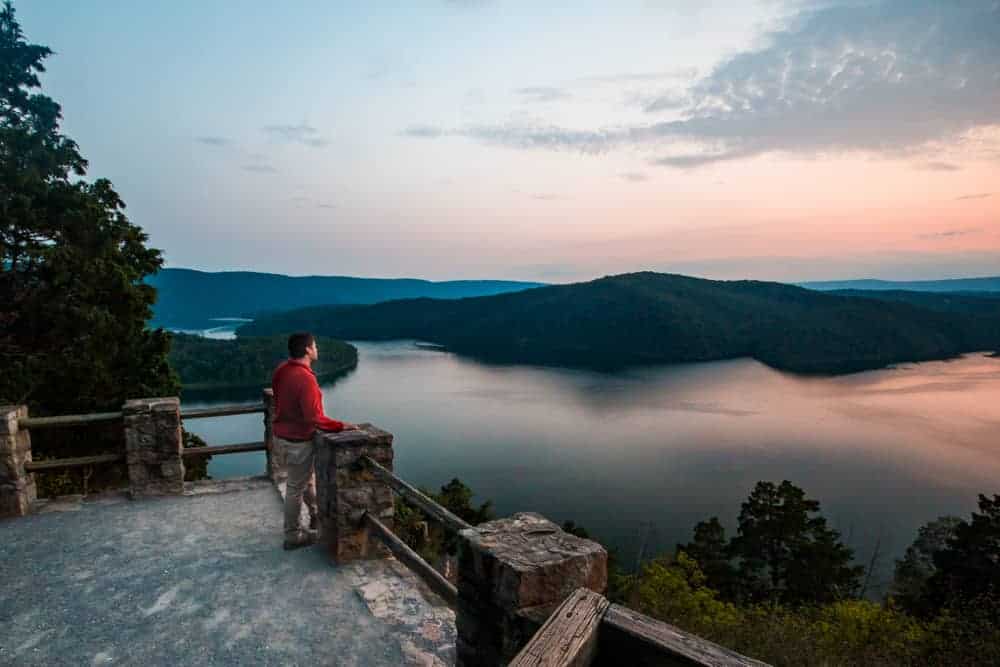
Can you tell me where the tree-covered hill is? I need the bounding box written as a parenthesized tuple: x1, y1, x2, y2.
(238, 272, 1000, 374)
(801, 276, 1000, 292)
(147, 268, 543, 328)
(168, 334, 357, 390)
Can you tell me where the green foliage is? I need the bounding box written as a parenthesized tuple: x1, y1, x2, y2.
(924, 494, 1000, 612)
(630, 552, 742, 639)
(182, 429, 210, 482)
(434, 478, 494, 526)
(240, 272, 1000, 375)
(1, 2, 179, 496)
(678, 516, 739, 599)
(168, 333, 357, 391)
(891, 516, 962, 615)
(729, 480, 863, 605)
(395, 477, 495, 569)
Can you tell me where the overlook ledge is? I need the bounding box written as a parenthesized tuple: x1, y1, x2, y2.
(0, 478, 455, 666)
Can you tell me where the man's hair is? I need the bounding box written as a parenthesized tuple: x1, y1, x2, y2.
(288, 332, 315, 359)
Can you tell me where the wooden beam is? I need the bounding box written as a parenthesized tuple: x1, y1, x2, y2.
(361, 455, 472, 534)
(180, 404, 265, 420)
(363, 511, 459, 608)
(600, 604, 770, 667)
(25, 453, 125, 472)
(181, 442, 266, 457)
(510, 588, 609, 667)
(19, 412, 123, 429)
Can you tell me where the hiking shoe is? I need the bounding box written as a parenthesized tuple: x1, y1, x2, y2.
(283, 530, 318, 551)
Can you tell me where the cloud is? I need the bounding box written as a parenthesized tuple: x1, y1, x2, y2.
(402, 124, 445, 138)
(619, 172, 648, 182)
(242, 163, 277, 173)
(530, 193, 565, 201)
(954, 193, 992, 200)
(515, 86, 572, 103)
(317, 203, 337, 209)
(195, 136, 232, 147)
(917, 228, 982, 239)
(413, 1, 1000, 168)
(916, 161, 962, 172)
(262, 123, 330, 148)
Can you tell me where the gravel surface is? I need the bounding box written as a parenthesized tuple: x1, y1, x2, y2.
(0, 480, 408, 666)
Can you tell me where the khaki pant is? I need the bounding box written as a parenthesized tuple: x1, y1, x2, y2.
(275, 436, 318, 539)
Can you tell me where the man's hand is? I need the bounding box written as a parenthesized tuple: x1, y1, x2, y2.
(340, 422, 359, 430)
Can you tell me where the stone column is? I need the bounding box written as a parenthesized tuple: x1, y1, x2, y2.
(0, 405, 35, 518)
(123, 397, 184, 498)
(455, 512, 608, 667)
(314, 424, 394, 563)
(262, 388, 281, 482)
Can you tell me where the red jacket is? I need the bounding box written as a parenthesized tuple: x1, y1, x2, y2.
(271, 359, 345, 440)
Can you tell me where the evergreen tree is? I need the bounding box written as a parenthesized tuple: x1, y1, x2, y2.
(0, 0, 177, 413)
(891, 515, 962, 615)
(678, 516, 739, 599)
(729, 480, 862, 604)
(1, 2, 178, 493)
(924, 495, 1000, 611)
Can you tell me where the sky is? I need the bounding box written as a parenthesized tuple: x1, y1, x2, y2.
(17, 0, 1000, 283)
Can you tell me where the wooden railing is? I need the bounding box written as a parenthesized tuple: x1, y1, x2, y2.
(357, 454, 767, 666)
(16, 402, 267, 474)
(511, 588, 769, 667)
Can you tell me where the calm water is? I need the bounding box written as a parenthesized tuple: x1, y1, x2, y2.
(183, 341, 1000, 589)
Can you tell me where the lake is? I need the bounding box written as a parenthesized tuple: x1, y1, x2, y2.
(182, 340, 1000, 592)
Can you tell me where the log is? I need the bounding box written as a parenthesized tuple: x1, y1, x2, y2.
(599, 604, 770, 667)
(24, 453, 125, 472)
(181, 442, 266, 457)
(363, 511, 459, 607)
(510, 588, 609, 667)
(361, 455, 471, 533)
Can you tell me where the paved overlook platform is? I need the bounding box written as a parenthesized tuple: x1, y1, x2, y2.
(0, 478, 456, 666)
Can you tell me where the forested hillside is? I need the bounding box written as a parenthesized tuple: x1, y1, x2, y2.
(148, 268, 542, 327)
(239, 272, 1000, 374)
(169, 334, 357, 390)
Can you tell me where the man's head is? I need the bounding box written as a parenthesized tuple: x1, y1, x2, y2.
(288, 332, 318, 362)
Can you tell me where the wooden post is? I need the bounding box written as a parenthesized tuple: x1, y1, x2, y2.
(314, 424, 394, 563)
(123, 397, 184, 498)
(455, 513, 608, 667)
(0, 405, 35, 517)
(262, 388, 279, 482)
(510, 588, 609, 667)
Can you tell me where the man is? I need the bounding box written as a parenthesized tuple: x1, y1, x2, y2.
(272, 331, 356, 550)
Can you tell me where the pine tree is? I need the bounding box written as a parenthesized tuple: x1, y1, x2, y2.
(1, 2, 179, 491)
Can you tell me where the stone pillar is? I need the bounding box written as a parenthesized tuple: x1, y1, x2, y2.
(123, 397, 185, 498)
(262, 388, 281, 482)
(0, 405, 35, 518)
(455, 512, 608, 667)
(314, 424, 394, 563)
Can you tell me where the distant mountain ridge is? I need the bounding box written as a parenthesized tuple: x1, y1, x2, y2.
(800, 276, 1000, 292)
(147, 268, 544, 327)
(238, 271, 1000, 375)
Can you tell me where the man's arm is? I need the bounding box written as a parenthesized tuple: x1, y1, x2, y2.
(300, 375, 351, 432)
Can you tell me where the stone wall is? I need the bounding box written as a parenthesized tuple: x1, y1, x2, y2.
(314, 424, 394, 563)
(0, 405, 35, 517)
(455, 512, 608, 667)
(123, 397, 184, 498)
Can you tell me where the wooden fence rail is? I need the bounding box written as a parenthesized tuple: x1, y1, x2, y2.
(18, 403, 266, 430)
(361, 455, 471, 533)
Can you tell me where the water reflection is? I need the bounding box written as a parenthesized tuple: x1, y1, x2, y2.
(182, 340, 1000, 589)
